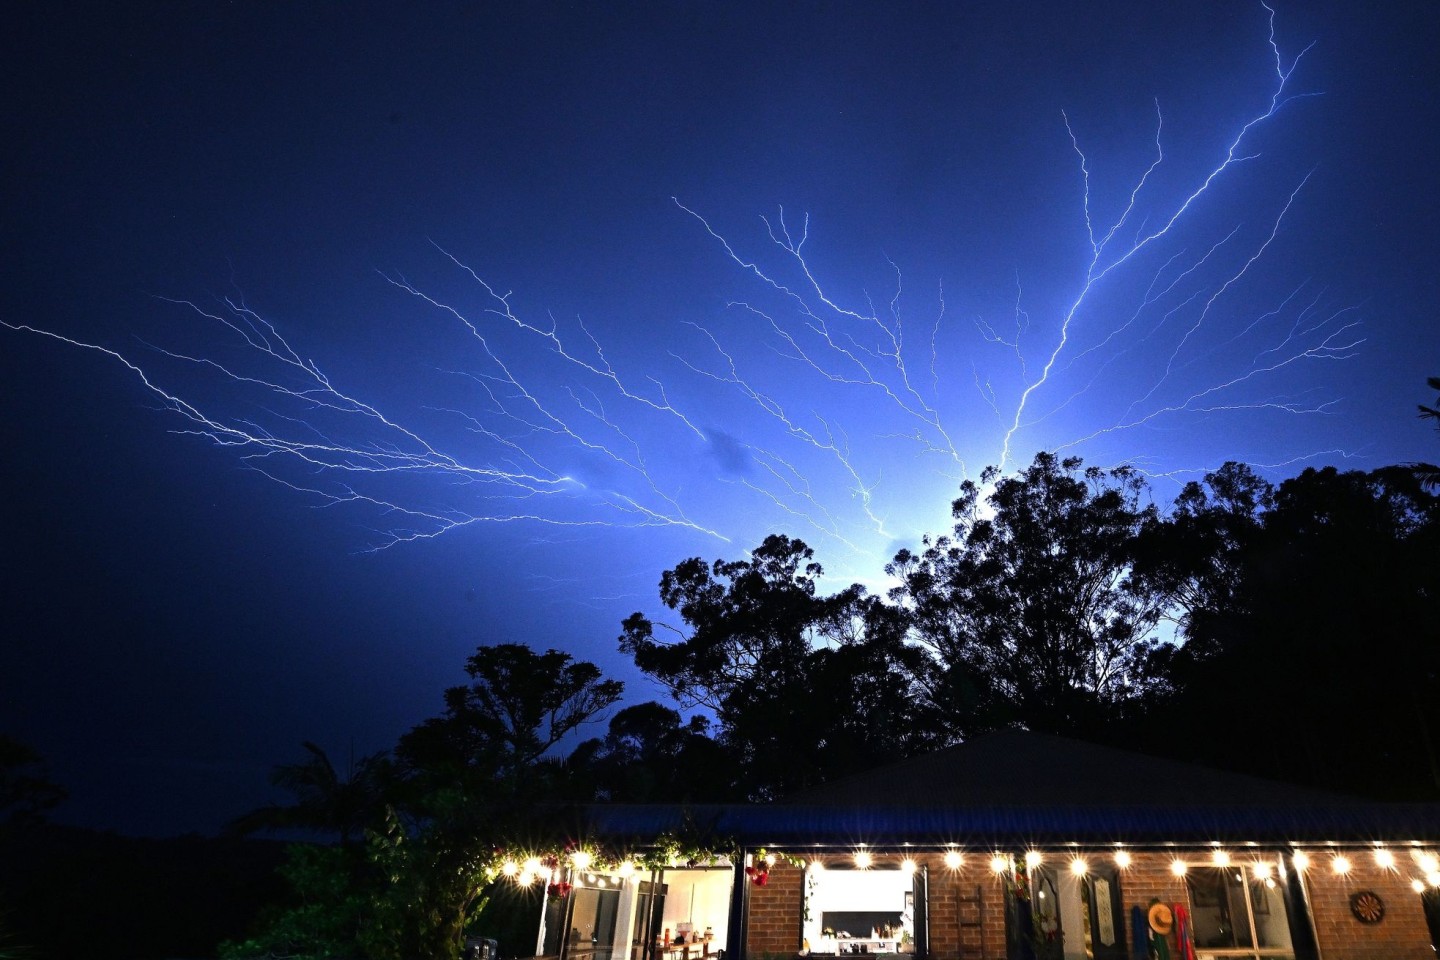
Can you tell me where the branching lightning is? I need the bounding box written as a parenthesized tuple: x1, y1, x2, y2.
(4, 3, 1361, 581)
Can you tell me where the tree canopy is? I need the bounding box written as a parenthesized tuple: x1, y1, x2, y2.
(620, 533, 934, 798)
(887, 453, 1165, 740)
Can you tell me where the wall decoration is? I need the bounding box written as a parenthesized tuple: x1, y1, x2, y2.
(1349, 891, 1385, 924)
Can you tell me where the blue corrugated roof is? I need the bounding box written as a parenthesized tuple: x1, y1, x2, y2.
(574, 733, 1440, 846)
(580, 800, 1440, 846)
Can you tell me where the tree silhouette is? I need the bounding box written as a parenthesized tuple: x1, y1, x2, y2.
(888, 452, 1165, 739)
(227, 741, 391, 847)
(1417, 375, 1440, 489)
(622, 534, 933, 798)
(1142, 465, 1440, 798)
(0, 735, 65, 826)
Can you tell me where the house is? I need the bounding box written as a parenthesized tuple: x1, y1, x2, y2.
(531, 731, 1440, 960)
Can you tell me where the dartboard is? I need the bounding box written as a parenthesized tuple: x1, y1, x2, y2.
(1349, 891, 1385, 924)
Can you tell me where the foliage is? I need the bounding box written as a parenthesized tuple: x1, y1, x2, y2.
(398, 644, 623, 787)
(228, 742, 393, 847)
(0, 736, 65, 826)
(569, 702, 730, 802)
(1416, 375, 1440, 489)
(0, 905, 33, 960)
(1131, 461, 1274, 669)
(219, 843, 372, 960)
(234, 644, 624, 960)
(1137, 464, 1440, 797)
(887, 452, 1166, 739)
(621, 534, 935, 799)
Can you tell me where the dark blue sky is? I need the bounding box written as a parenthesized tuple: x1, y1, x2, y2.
(4, 1, 1438, 835)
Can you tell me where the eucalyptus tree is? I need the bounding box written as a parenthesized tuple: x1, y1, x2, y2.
(621, 534, 933, 799)
(1146, 465, 1440, 798)
(887, 452, 1168, 740)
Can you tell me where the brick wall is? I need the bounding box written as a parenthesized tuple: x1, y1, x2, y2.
(922, 854, 1009, 960)
(1302, 856, 1432, 960)
(746, 860, 804, 958)
(742, 848, 1439, 960)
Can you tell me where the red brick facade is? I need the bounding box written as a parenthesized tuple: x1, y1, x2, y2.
(743, 850, 1437, 960)
(1304, 858, 1432, 960)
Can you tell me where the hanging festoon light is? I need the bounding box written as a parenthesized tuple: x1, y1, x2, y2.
(901, 859, 918, 875)
(1024, 851, 1043, 869)
(1114, 850, 1132, 869)
(1069, 858, 1088, 877)
(854, 850, 874, 869)
(618, 860, 636, 878)
(943, 849, 964, 870)
(1332, 856, 1352, 875)
(1212, 850, 1231, 868)
(502, 860, 520, 878)
(1374, 849, 1395, 869)
(1253, 861, 1273, 881)
(1171, 860, 1188, 877)
(571, 849, 593, 871)
(1291, 852, 1310, 871)
(989, 854, 1009, 874)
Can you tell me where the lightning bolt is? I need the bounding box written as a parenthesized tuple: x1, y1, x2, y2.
(4, 3, 1359, 580)
(997, 0, 1318, 469)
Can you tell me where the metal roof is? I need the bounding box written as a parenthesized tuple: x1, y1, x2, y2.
(577, 732, 1440, 846)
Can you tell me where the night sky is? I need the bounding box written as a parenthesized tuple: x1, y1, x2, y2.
(4, 2, 1438, 836)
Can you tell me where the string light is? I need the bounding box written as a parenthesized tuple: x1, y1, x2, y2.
(1212, 850, 1231, 867)
(618, 861, 636, 878)
(571, 850, 593, 871)
(989, 854, 1009, 874)
(1070, 858, 1088, 877)
(1427, 871, 1440, 888)
(944, 850, 964, 870)
(1253, 862, 1273, 881)
(501, 860, 520, 877)
(901, 859, 918, 875)
(1418, 853, 1439, 874)
(1331, 856, 1351, 875)
(1412, 879, 1428, 894)
(765, 853, 776, 867)
(855, 851, 873, 869)
(809, 859, 826, 873)
(1374, 849, 1395, 870)
(1114, 851, 1132, 869)
(524, 857, 543, 874)
(519, 872, 536, 886)
(1291, 852, 1310, 871)
(1171, 861, 1188, 877)
(1024, 851, 1043, 868)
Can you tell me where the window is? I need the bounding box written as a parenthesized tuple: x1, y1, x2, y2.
(804, 865, 918, 955)
(1185, 867, 1293, 959)
(545, 867, 732, 960)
